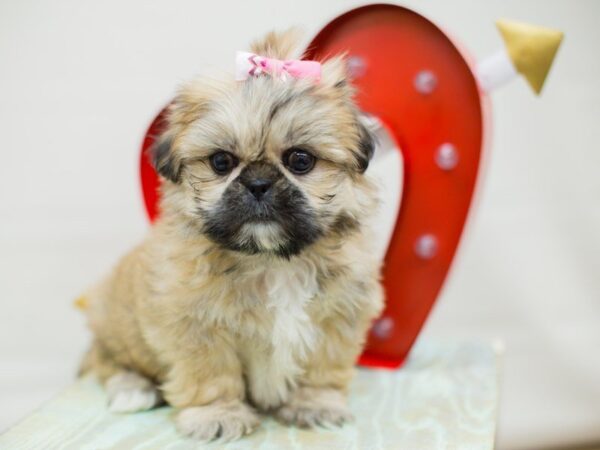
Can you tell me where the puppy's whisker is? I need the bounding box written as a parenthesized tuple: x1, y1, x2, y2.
(318, 194, 336, 204)
(190, 182, 204, 193)
(189, 169, 214, 179)
(189, 174, 219, 183)
(193, 197, 210, 208)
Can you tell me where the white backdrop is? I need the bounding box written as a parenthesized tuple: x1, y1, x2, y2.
(1, 1, 599, 448)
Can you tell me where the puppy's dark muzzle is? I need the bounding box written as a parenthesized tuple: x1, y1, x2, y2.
(202, 159, 322, 257)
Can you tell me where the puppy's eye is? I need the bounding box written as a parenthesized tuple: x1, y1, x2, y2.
(209, 151, 238, 175)
(283, 148, 316, 175)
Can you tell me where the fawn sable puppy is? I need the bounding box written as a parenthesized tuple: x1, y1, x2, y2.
(79, 29, 384, 441)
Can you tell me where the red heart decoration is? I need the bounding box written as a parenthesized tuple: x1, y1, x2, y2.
(140, 4, 487, 369)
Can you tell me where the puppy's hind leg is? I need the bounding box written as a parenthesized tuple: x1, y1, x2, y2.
(79, 342, 164, 414)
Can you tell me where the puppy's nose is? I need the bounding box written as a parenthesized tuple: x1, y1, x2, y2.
(243, 178, 273, 200)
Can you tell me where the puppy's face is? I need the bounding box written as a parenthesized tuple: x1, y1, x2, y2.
(154, 57, 374, 258)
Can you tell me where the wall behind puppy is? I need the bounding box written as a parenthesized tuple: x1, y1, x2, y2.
(1, 1, 598, 448)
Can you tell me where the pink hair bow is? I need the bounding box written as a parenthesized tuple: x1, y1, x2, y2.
(235, 51, 321, 82)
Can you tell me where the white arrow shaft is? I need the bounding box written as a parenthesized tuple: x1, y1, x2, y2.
(476, 48, 518, 92)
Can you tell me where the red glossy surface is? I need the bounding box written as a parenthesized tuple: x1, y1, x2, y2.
(140, 111, 166, 221)
(140, 4, 485, 369)
(306, 4, 484, 367)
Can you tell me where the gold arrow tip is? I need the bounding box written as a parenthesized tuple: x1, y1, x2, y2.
(496, 19, 564, 94)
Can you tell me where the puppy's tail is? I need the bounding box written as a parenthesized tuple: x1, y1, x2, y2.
(73, 295, 89, 311)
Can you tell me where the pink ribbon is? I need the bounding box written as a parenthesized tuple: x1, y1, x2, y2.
(235, 51, 321, 82)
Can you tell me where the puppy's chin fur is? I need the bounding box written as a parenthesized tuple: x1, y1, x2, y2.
(80, 28, 384, 443)
(206, 221, 320, 258)
(238, 222, 285, 252)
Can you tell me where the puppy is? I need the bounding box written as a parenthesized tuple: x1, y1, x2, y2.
(79, 29, 384, 441)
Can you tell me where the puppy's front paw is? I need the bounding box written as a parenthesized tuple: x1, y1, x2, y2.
(176, 401, 260, 442)
(106, 371, 163, 413)
(276, 387, 353, 429)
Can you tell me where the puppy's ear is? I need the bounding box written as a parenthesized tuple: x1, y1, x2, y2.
(320, 56, 375, 173)
(320, 55, 354, 94)
(151, 135, 181, 183)
(151, 79, 213, 183)
(250, 28, 304, 60)
(355, 119, 375, 173)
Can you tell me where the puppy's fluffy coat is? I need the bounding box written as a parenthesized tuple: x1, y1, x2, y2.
(79, 30, 384, 441)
